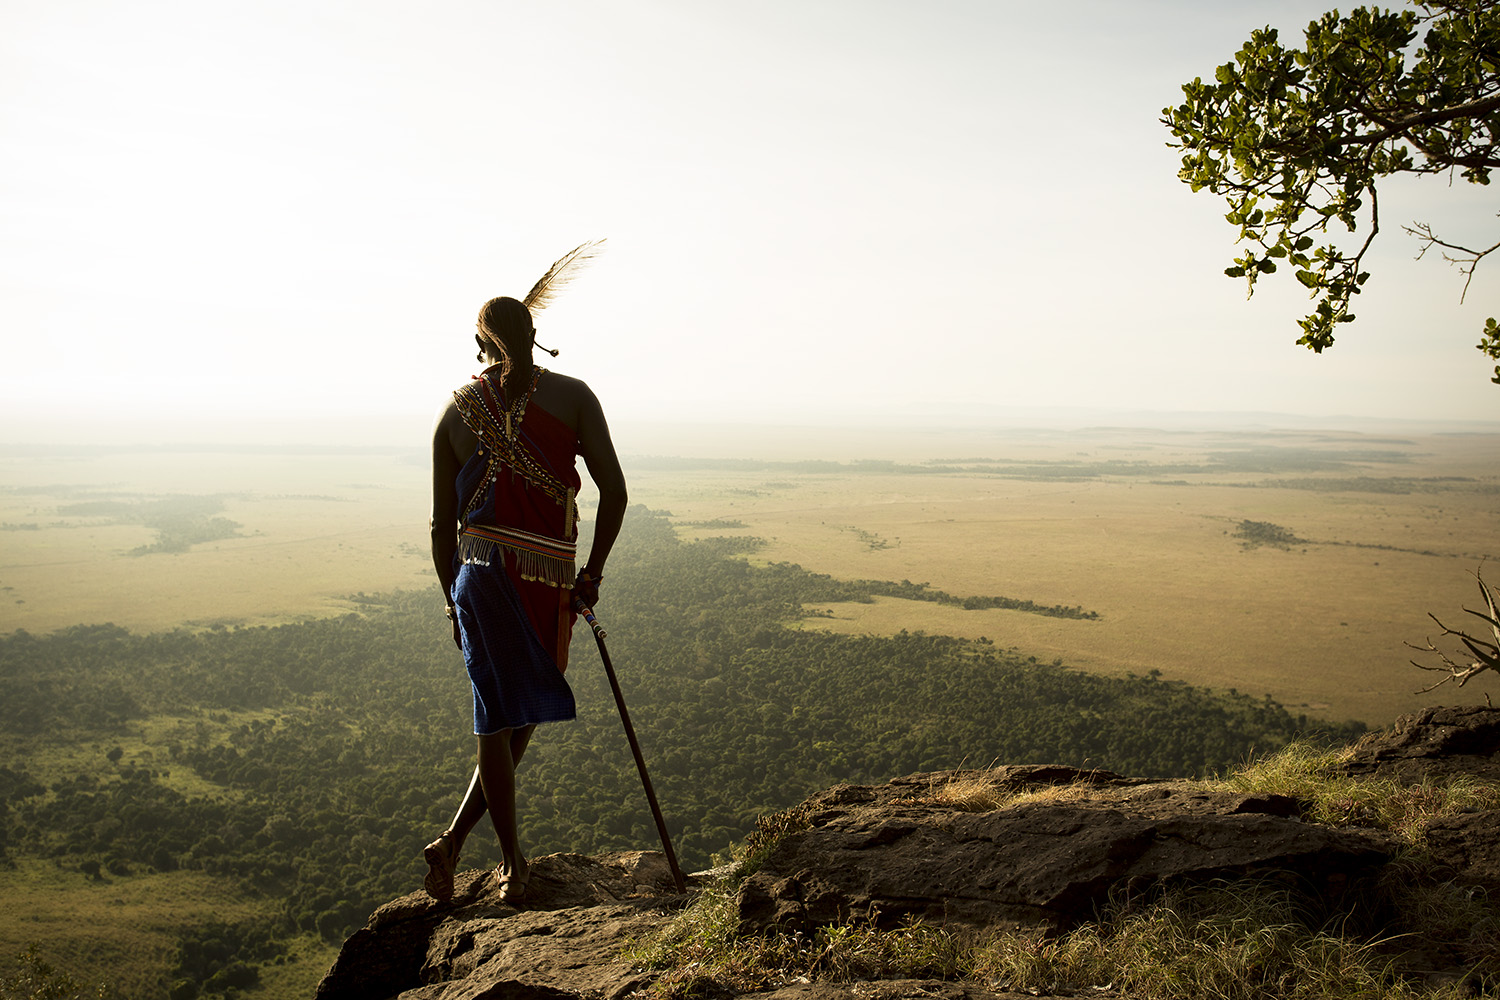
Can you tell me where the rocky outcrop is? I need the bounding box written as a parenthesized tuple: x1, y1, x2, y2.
(316, 852, 688, 1000)
(1333, 705, 1500, 897)
(1337, 704, 1500, 783)
(319, 707, 1500, 1000)
(733, 765, 1393, 937)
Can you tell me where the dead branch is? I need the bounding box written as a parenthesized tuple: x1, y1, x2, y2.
(1403, 218, 1500, 302)
(1408, 566, 1500, 694)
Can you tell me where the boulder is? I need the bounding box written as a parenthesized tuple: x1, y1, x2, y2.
(734, 766, 1393, 936)
(1335, 705, 1500, 783)
(315, 851, 687, 1000)
(1422, 809, 1500, 893)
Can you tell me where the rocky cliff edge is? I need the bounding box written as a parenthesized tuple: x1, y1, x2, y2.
(317, 705, 1500, 1000)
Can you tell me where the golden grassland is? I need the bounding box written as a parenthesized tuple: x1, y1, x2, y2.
(637, 427, 1500, 725)
(1, 426, 1496, 727)
(0, 449, 433, 633)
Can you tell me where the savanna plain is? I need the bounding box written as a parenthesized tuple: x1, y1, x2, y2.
(1, 419, 1496, 999)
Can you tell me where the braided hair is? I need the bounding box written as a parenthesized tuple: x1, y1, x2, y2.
(476, 296, 536, 404)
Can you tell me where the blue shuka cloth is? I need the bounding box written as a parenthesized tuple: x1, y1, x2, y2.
(452, 560, 576, 735)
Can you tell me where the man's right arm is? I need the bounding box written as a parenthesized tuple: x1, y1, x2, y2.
(430, 401, 464, 615)
(575, 382, 627, 607)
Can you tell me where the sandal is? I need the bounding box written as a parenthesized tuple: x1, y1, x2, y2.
(496, 863, 531, 906)
(423, 831, 460, 902)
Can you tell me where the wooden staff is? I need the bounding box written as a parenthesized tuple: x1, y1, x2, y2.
(574, 600, 687, 893)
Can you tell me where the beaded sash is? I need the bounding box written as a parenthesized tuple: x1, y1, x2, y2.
(452, 367, 578, 587)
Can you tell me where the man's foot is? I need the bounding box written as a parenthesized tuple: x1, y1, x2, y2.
(423, 831, 460, 902)
(496, 861, 531, 906)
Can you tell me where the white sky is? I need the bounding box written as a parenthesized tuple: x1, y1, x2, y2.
(2, 0, 1497, 448)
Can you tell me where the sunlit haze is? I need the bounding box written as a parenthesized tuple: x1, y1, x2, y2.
(3, 0, 1496, 450)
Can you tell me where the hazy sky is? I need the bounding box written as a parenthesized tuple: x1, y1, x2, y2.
(3, 0, 1496, 446)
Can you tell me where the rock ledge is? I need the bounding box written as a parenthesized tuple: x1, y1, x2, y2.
(318, 707, 1500, 1000)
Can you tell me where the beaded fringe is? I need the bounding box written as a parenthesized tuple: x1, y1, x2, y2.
(458, 534, 576, 588)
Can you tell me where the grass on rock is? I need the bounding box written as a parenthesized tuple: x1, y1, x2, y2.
(631, 742, 1500, 999)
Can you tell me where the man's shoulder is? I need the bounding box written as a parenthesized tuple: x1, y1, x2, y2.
(440, 381, 485, 426)
(450, 378, 488, 404)
(541, 368, 588, 389)
(539, 369, 597, 403)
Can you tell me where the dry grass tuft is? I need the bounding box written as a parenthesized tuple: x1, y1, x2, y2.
(1223, 741, 1500, 844)
(930, 771, 1106, 813)
(635, 877, 1491, 1000)
(631, 886, 973, 1000)
(930, 773, 1011, 811)
(737, 803, 817, 876)
(971, 879, 1483, 1000)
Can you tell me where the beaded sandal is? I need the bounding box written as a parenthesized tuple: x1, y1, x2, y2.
(496, 863, 531, 906)
(422, 831, 459, 902)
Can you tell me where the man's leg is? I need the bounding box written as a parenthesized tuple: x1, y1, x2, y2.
(477, 729, 528, 883)
(510, 724, 536, 769)
(443, 767, 487, 856)
(440, 725, 536, 856)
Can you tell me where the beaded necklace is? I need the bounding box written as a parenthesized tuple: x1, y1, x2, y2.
(453, 365, 577, 541)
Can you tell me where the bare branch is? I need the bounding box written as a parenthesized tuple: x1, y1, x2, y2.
(1403, 220, 1500, 302)
(1407, 627, 1495, 692)
(1409, 567, 1500, 694)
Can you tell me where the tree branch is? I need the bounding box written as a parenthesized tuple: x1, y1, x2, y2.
(1343, 90, 1500, 149)
(1408, 567, 1500, 694)
(1404, 221, 1500, 302)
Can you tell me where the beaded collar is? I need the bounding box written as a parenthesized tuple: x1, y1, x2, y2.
(473, 364, 543, 439)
